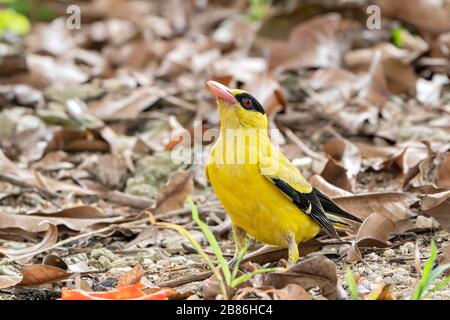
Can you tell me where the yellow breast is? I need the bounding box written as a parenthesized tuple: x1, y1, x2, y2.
(206, 138, 320, 247)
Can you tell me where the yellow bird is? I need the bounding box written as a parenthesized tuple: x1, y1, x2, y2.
(205, 80, 362, 264)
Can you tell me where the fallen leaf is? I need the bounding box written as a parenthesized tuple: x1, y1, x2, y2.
(354, 212, 395, 248)
(233, 284, 312, 300)
(45, 129, 110, 153)
(0, 275, 23, 289)
(87, 87, 162, 120)
(438, 244, 450, 275)
(0, 222, 58, 264)
(309, 174, 353, 197)
(117, 265, 144, 288)
(321, 137, 361, 191)
(0, 206, 126, 233)
(262, 255, 338, 300)
(18, 264, 72, 287)
(155, 169, 193, 214)
(268, 14, 358, 74)
(419, 190, 450, 232)
(332, 192, 417, 221)
(380, 0, 450, 35)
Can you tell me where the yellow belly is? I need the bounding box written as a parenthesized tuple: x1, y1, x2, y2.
(206, 161, 321, 247)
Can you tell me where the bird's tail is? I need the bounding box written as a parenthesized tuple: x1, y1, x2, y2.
(313, 186, 362, 236)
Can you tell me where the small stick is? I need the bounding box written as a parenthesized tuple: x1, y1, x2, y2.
(156, 271, 212, 288)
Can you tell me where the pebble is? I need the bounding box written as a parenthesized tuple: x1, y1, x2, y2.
(415, 216, 439, 230)
(365, 252, 379, 261)
(399, 242, 415, 255)
(391, 274, 405, 285)
(383, 249, 395, 257)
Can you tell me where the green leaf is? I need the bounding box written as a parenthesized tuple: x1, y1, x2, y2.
(231, 243, 248, 281)
(391, 27, 406, 47)
(0, 9, 30, 36)
(346, 268, 360, 300)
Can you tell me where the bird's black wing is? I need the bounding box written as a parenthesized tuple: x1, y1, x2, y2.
(313, 187, 363, 223)
(271, 178, 340, 239)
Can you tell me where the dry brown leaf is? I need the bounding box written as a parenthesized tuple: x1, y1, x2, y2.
(268, 14, 358, 74)
(354, 212, 395, 248)
(320, 158, 354, 192)
(233, 284, 312, 300)
(18, 264, 72, 287)
(117, 265, 144, 288)
(404, 143, 450, 191)
(94, 154, 128, 189)
(0, 275, 23, 289)
(263, 255, 338, 300)
(87, 87, 162, 120)
(45, 129, 110, 153)
(332, 192, 417, 221)
(438, 244, 450, 276)
(42, 254, 69, 270)
(0, 206, 125, 233)
(1, 148, 95, 196)
(155, 169, 193, 215)
(0, 222, 58, 264)
(323, 137, 361, 188)
(380, 0, 450, 35)
(309, 174, 353, 197)
(419, 190, 450, 232)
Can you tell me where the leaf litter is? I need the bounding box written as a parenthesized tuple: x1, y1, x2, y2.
(0, 0, 449, 300)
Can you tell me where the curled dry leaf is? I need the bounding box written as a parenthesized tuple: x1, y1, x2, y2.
(263, 255, 338, 300)
(321, 137, 361, 191)
(419, 190, 450, 232)
(354, 212, 395, 248)
(0, 206, 125, 233)
(0, 222, 58, 264)
(320, 158, 354, 192)
(309, 174, 353, 197)
(117, 265, 144, 288)
(404, 143, 450, 191)
(155, 169, 194, 215)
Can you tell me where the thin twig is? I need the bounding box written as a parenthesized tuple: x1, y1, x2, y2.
(156, 271, 212, 288)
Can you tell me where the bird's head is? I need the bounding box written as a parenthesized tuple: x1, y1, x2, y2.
(207, 80, 267, 130)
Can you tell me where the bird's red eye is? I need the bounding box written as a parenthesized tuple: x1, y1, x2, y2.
(242, 98, 253, 109)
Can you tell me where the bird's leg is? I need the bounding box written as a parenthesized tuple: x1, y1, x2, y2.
(287, 232, 299, 266)
(228, 224, 247, 267)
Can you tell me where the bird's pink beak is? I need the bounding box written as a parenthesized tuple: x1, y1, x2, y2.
(206, 80, 237, 105)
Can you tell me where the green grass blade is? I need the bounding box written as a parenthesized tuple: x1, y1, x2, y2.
(188, 197, 231, 286)
(411, 240, 439, 300)
(346, 268, 360, 300)
(231, 244, 248, 281)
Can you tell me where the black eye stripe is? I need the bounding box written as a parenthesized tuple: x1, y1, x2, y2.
(235, 93, 265, 115)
